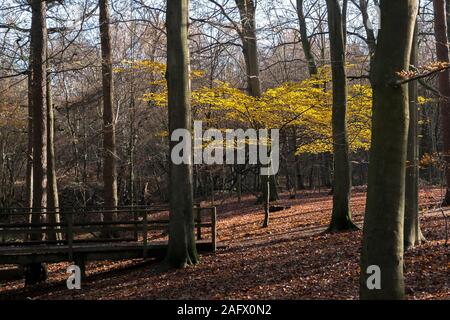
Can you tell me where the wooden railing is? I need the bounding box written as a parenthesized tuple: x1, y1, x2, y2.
(0, 205, 217, 259)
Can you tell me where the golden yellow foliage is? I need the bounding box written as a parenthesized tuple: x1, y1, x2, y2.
(134, 60, 372, 155)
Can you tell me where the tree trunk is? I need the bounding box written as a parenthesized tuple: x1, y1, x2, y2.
(433, 0, 450, 206)
(357, 0, 377, 59)
(46, 54, 61, 241)
(446, 0, 450, 41)
(342, 0, 348, 48)
(27, 0, 49, 285)
(26, 69, 33, 214)
(404, 19, 425, 250)
(326, 0, 357, 232)
(360, 0, 418, 300)
(30, 0, 48, 238)
(165, 0, 199, 268)
(235, 0, 279, 202)
(99, 0, 118, 235)
(235, 0, 261, 97)
(296, 0, 318, 76)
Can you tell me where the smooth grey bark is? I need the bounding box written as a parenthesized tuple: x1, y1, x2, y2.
(326, 0, 357, 232)
(354, 0, 376, 59)
(404, 20, 425, 250)
(26, 68, 33, 214)
(27, 0, 48, 285)
(296, 0, 318, 76)
(26, 25, 34, 214)
(165, 0, 199, 268)
(30, 0, 47, 235)
(128, 20, 137, 207)
(46, 53, 61, 241)
(433, 0, 450, 206)
(360, 0, 418, 300)
(235, 0, 279, 203)
(99, 0, 118, 233)
(294, 1, 319, 196)
(235, 0, 261, 97)
(342, 0, 348, 48)
(446, 0, 450, 41)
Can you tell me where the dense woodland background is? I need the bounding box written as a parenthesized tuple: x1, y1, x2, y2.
(1, 0, 447, 208)
(0, 0, 448, 300)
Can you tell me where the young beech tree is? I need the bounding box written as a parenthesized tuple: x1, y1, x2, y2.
(296, 0, 318, 76)
(432, 0, 450, 206)
(325, 0, 357, 232)
(294, 0, 318, 194)
(26, 33, 33, 215)
(46, 51, 61, 242)
(235, 0, 278, 202)
(165, 0, 199, 268)
(360, 0, 418, 299)
(30, 0, 47, 238)
(139, 64, 372, 158)
(404, 18, 425, 249)
(27, 0, 49, 285)
(99, 0, 118, 234)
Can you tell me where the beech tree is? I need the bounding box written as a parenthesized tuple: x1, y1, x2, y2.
(296, 0, 318, 76)
(165, 0, 199, 268)
(234, 0, 279, 202)
(432, 0, 450, 206)
(27, 0, 49, 285)
(404, 17, 425, 249)
(325, 0, 357, 232)
(99, 0, 118, 233)
(46, 52, 61, 241)
(26, 36, 33, 214)
(360, 0, 418, 299)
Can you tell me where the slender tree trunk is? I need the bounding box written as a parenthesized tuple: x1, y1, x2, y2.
(342, 0, 348, 48)
(404, 19, 425, 250)
(235, 0, 261, 97)
(235, 0, 279, 202)
(446, 0, 450, 41)
(296, 0, 318, 76)
(46, 53, 61, 241)
(360, 0, 418, 300)
(26, 70, 33, 214)
(357, 0, 377, 60)
(433, 0, 450, 206)
(326, 0, 357, 232)
(27, 0, 49, 285)
(30, 0, 47, 238)
(287, 128, 298, 196)
(165, 0, 198, 268)
(99, 0, 118, 235)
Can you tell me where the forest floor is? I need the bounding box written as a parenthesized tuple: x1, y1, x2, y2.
(0, 187, 448, 300)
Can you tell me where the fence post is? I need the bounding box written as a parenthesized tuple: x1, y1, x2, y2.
(133, 206, 138, 241)
(263, 178, 270, 228)
(67, 211, 74, 261)
(196, 207, 202, 240)
(211, 207, 217, 252)
(142, 210, 148, 259)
